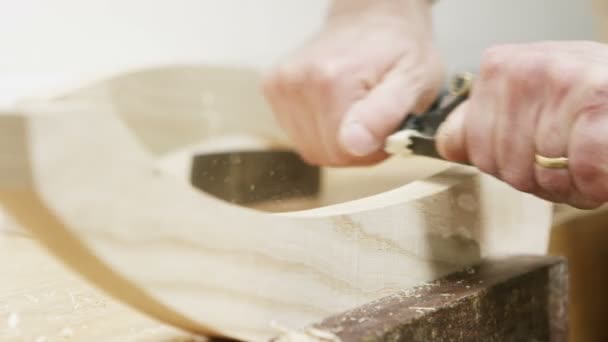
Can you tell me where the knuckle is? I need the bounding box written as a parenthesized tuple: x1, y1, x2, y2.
(590, 77, 608, 100)
(510, 53, 549, 85)
(266, 60, 346, 94)
(584, 77, 608, 114)
(274, 63, 308, 88)
(480, 46, 511, 80)
(572, 160, 603, 184)
(309, 62, 342, 88)
(547, 60, 582, 96)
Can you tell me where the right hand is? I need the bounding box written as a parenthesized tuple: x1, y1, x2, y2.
(263, 0, 443, 166)
(437, 41, 608, 209)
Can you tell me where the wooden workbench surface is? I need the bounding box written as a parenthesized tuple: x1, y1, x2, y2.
(0, 229, 201, 342)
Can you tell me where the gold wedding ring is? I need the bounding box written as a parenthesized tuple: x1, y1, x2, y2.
(535, 154, 569, 169)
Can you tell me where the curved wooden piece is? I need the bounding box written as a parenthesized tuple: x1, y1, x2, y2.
(0, 66, 551, 341)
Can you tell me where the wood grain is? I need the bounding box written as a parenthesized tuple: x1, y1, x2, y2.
(0, 66, 552, 341)
(0, 231, 200, 341)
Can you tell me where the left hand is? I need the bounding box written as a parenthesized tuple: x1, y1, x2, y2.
(436, 41, 608, 209)
(262, 0, 442, 166)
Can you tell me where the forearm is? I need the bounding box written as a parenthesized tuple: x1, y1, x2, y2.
(329, 0, 432, 16)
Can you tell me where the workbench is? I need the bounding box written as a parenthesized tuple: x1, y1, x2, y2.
(0, 230, 200, 341)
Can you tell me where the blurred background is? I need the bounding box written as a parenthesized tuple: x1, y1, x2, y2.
(0, 0, 602, 74)
(1, 0, 607, 340)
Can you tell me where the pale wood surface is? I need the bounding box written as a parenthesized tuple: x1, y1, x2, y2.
(0, 66, 552, 341)
(0, 231, 199, 342)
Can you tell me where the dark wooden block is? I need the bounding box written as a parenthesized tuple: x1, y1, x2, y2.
(273, 256, 568, 342)
(190, 150, 320, 205)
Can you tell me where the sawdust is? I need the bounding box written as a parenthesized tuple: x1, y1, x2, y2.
(7, 312, 19, 328)
(60, 327, 74, 338)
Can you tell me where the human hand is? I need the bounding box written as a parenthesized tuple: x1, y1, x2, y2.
(263, 0, 443, 166)
(437, 41, 608, 209)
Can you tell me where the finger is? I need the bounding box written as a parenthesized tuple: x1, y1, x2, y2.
(533, 60, 586, 201)
(296, 63, 350, 165)
(436, 100, 469, 162)
(567, 193, 604, 209)
(263, 66, 326, 164)
(303, 61, 371, 165)
(493, 60, 544, 194)
(464, 76, 500, 176)
(338, 59, 442, 157)
(569, 110, 608, 203)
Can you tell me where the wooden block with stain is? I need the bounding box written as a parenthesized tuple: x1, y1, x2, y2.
(275, 256, 568, 342)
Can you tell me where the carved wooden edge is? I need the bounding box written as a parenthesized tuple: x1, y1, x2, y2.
(273, 256, 568, 342)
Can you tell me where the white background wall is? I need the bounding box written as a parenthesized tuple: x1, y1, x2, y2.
(433, 0, 600, 73)
(0, 0, 601, 76)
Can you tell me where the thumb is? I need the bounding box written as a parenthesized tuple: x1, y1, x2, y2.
(436, 100, 469, 162)
(338, 69, 441, 157)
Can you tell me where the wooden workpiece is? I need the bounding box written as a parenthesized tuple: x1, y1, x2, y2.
(0, 65, 552, 341)
(0, 231, 198, 341)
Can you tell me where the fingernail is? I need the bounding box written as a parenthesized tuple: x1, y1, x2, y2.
(339, 122, 380, 157)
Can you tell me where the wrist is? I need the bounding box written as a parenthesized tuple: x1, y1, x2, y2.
(327, 0, 433, 34)
(329, 0, 432, 19)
